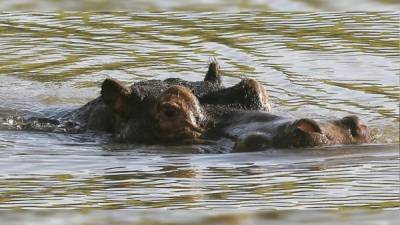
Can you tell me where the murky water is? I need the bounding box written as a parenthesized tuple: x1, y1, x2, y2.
(0, 11, 399, 224)
(1, 0, 400, 11)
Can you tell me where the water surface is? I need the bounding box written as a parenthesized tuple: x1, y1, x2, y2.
(1, 0, 400, 11)
(0, 12, 399, 224)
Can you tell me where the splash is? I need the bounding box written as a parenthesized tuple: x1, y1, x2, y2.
(0, 115, 83, 133)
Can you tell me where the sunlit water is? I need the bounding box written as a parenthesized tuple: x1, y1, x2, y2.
(0, 12, 399, 224)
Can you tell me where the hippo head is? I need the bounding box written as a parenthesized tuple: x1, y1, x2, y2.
(234, 115, 371, 151)
(100, 78, 205, 143)
(153, 85, 205, 142)
(283, 116, 371, 148)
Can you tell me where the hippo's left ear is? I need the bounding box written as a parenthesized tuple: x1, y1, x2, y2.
(294, 118, 322, 134)
(101, 78, 131, 115)
(340, 116, 369, 138)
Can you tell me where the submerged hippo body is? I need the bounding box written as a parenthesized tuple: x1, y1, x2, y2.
(208, 111, 371, 152)
(57, 60, 271, 144)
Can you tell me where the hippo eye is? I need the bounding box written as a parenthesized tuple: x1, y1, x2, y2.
(163, 106, 179, 118)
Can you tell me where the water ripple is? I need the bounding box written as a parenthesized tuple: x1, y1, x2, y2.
(0, 12, 399, 213)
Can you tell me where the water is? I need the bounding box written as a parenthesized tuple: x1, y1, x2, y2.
(1, 0, 400, 11)
(0, 11, 399, 224)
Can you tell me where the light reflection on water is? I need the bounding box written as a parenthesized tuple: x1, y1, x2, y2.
(2, 210, 399, 225)
(0, 130, 398, 210)
(1, 0, 400, 11)
(0, 11, 399, 223)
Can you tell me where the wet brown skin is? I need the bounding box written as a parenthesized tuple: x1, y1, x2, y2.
(153, 85, 205, 141)
(56, 59, 271, 144)
(55, 61, 371, 149)
(213, 111, 371, 152)
(113, 83, 270, 144)
(200, 78, 271, 112)
(20, 57, 371, 150)
(36, 58, 369, 151)
(146, 85, 370, 148)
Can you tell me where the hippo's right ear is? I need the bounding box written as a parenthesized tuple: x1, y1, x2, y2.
(101, 78, 131, 115)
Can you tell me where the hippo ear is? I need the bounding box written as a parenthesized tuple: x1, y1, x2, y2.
(341, 116, 368, 137)
(290, 119, 322, 147)
(204, 57, 221, 84)
(294, 119, 322, 134)
(101, 78, 131, 115)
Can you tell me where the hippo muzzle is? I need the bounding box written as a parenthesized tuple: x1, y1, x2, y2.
(154, 85, 205, 142)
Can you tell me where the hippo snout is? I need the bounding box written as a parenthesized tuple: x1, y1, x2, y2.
(154, 85, 205, 142)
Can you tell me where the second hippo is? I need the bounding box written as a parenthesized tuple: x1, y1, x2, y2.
(205, 110, 371, 151)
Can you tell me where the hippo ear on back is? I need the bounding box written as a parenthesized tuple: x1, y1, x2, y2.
(101, 78, 132, 116)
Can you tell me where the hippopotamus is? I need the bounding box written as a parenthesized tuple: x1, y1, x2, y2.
(20, 59, 371, 151)
(53, 59, 271, 144)
(96, 79, 370, 148)
(204, 111, 371, 151)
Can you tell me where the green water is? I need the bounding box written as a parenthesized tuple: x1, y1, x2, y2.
(2, 0, 400, 11)
(0, 11, 399, 224)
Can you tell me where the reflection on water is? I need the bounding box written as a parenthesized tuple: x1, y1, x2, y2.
(1, 0, 400, 11)
(0, 129, 398, 209)
(2, 210, 400, 225)
(0, 12, 398, 141)
(0, 11, 399, 223)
